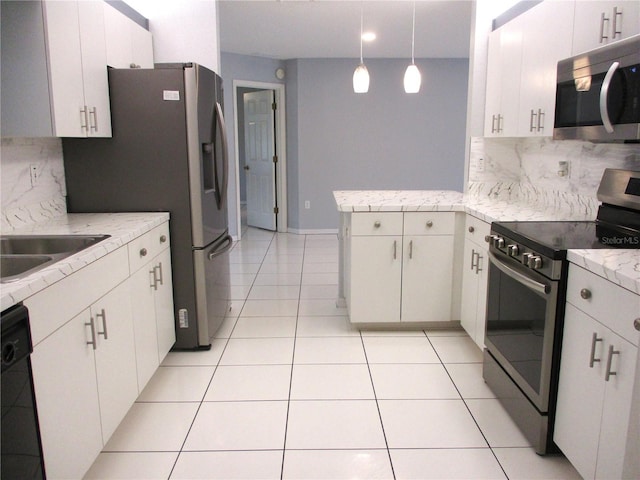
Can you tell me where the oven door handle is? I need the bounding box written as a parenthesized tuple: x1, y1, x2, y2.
(489, 252, 550, 295)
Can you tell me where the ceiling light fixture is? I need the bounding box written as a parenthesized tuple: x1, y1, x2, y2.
(353, 3, 370, 93)
(404, 1, 421, 93)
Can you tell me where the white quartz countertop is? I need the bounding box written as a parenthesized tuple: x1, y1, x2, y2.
(334, 190, 639, 294)
(1, 212, 169, 311)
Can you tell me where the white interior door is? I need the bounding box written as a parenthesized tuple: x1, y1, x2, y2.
(244, 89, 276, 231)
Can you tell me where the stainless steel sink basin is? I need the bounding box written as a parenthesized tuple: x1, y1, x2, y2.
(0, 234, 110, 283)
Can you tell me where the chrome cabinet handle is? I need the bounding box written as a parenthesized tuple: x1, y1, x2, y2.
(374, 221, 381, 228)
(156, 262, 164, 286)
(89, 107, 98, 131)
(612, 7, 622, 38)
(497, 114, 504, 133)
(589, 332, 603, 367)
(150, 268, 158, 291)
(140, 248, 148, 257)
(96, 309, 108, 340)
(409, 240, 413, 259)
(471, 248, 478, 271)
(600, 12, 609, 42)
(160, 235, 167, 244)
(80, 106, 89, 131)
(529, 110, 537, 132)
(393, 240, 397, 260)
(476, 253, 483, 273)
(537, 109, 544, 132)
(426, 221, 433, 228)
(580, 288, 592, 300)
(600, 61, 619, 134)
(85, 317, 97, 350)
(605, 345, 620, 381)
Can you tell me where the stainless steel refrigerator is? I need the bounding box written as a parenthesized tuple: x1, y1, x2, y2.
(63, 63, 232, 350)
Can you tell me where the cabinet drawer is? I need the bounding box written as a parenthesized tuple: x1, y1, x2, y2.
(465, 215, 491, 243)
(351, 213, 403, 236)
(403, 212, 455, 235)
(567, 264, 640, 346)
(128, 222, 170, 274)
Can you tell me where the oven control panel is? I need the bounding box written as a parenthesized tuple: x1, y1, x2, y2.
(486, 233, 563, 280)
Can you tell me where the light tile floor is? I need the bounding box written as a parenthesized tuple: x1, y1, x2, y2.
(84, 228, 581, 480)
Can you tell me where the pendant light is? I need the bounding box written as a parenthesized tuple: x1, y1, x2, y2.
(404, 1, 421, 93)
(353, 3, 369, 93)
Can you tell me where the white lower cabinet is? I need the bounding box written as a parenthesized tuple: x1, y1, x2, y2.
(347, 212, 455, 324)
(30, 280, 137, 479)
(459, 216, 491, 348)
(554, 264, 640, 479)
(129, 222, 175, 390)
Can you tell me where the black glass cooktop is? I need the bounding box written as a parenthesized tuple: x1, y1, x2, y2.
(492, 220, 640, 258)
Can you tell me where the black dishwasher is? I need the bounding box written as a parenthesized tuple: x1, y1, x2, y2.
(1, 304, 46, 479)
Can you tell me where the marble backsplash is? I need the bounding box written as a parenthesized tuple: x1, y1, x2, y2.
(1, 138, 67, 232)
(469, 137, 640, 219)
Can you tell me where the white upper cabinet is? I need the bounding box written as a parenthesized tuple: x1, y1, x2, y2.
(517, 0, 574, 136)
(484, 17, 523, 137)
(1, 1, 111, 137)
(43, 0, 112, 137)
(103, 2, 154, 69)
(572, 1, 640, 54)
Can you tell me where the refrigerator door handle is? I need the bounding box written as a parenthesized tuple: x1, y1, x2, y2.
(214, 101, 229, 209)
(207, 234, 233, 260)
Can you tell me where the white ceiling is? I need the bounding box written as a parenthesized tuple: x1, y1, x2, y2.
(218, 0, 474, 60)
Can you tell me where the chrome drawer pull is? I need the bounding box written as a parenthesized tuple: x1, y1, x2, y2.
(580, 288, 591, 300)
(589, 332, 603, 367)
(96, 309, 108, 340)
(140, 248, 148, 257)
(605, 345, 620, 381)
(85, 318, 97, 350)
(374, 221, 381, 228)
(634, 318, 640, 332)
(426, 220, 433, 228)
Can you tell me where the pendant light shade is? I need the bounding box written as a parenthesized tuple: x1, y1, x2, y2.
(404, 64, 421, 93)
(404, 1, 421, 93)
(353, 64, 370, 93)
(353, 4, 369, 93)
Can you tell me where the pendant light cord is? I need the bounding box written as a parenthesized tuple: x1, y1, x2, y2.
(359, 3, 364, 63)
(411, 1, 416, 64)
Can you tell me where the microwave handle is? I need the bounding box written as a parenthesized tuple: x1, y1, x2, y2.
(600, 61, 619, 134)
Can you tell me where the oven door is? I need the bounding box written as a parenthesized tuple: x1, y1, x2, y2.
(485, 252, 560, 412)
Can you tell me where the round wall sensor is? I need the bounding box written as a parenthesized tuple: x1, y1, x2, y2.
(275, 68, 285, 80)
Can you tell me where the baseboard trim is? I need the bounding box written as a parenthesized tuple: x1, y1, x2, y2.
(287, 228, 339, 235)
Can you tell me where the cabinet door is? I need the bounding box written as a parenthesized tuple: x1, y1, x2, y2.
(596, 333, 637, 479)
(42, 0, 86, 137)
(517, 0, 574, 136)
(31, 309, 103, 480)
(484, 31, 503, 136)
(103, 2, 132, 68)
(349, 236, 402, 323)
(78, 0, 111, 137)
(555, 304, 606, 479)
(92, 281, 138, 443)
(401, 235, 453, 322)
(130, 262, 159, 392)
(460, 238, 480, 341)
(155, 248, 176, 362)
(131, 22, 154, 68)
(573, 1, 640, 54)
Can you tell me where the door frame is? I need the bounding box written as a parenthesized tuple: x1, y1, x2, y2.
(232, 80, 287, 239)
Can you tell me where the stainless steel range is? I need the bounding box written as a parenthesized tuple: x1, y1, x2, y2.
(482, 168, 640, 455)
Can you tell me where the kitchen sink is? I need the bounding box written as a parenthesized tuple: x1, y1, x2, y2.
(0, 234, 110, 283)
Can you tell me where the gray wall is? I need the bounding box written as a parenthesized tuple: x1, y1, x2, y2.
(220, 52, 286, 237)
(288, 57, 469, 231)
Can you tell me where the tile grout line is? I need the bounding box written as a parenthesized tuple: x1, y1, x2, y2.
(360, 332, 397, 480)
(423, 334, 511, 480)
(280, 232, 307, 480)
(166, 232, 271, 479)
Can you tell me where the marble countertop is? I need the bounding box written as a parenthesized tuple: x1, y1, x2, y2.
(1, 212, 170, 311)
(334, 190, 639, 294)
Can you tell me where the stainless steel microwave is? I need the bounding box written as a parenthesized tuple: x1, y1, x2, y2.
(553, 34, 639, 142)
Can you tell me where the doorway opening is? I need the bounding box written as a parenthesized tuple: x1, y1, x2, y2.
(232, 81, 287, 240)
